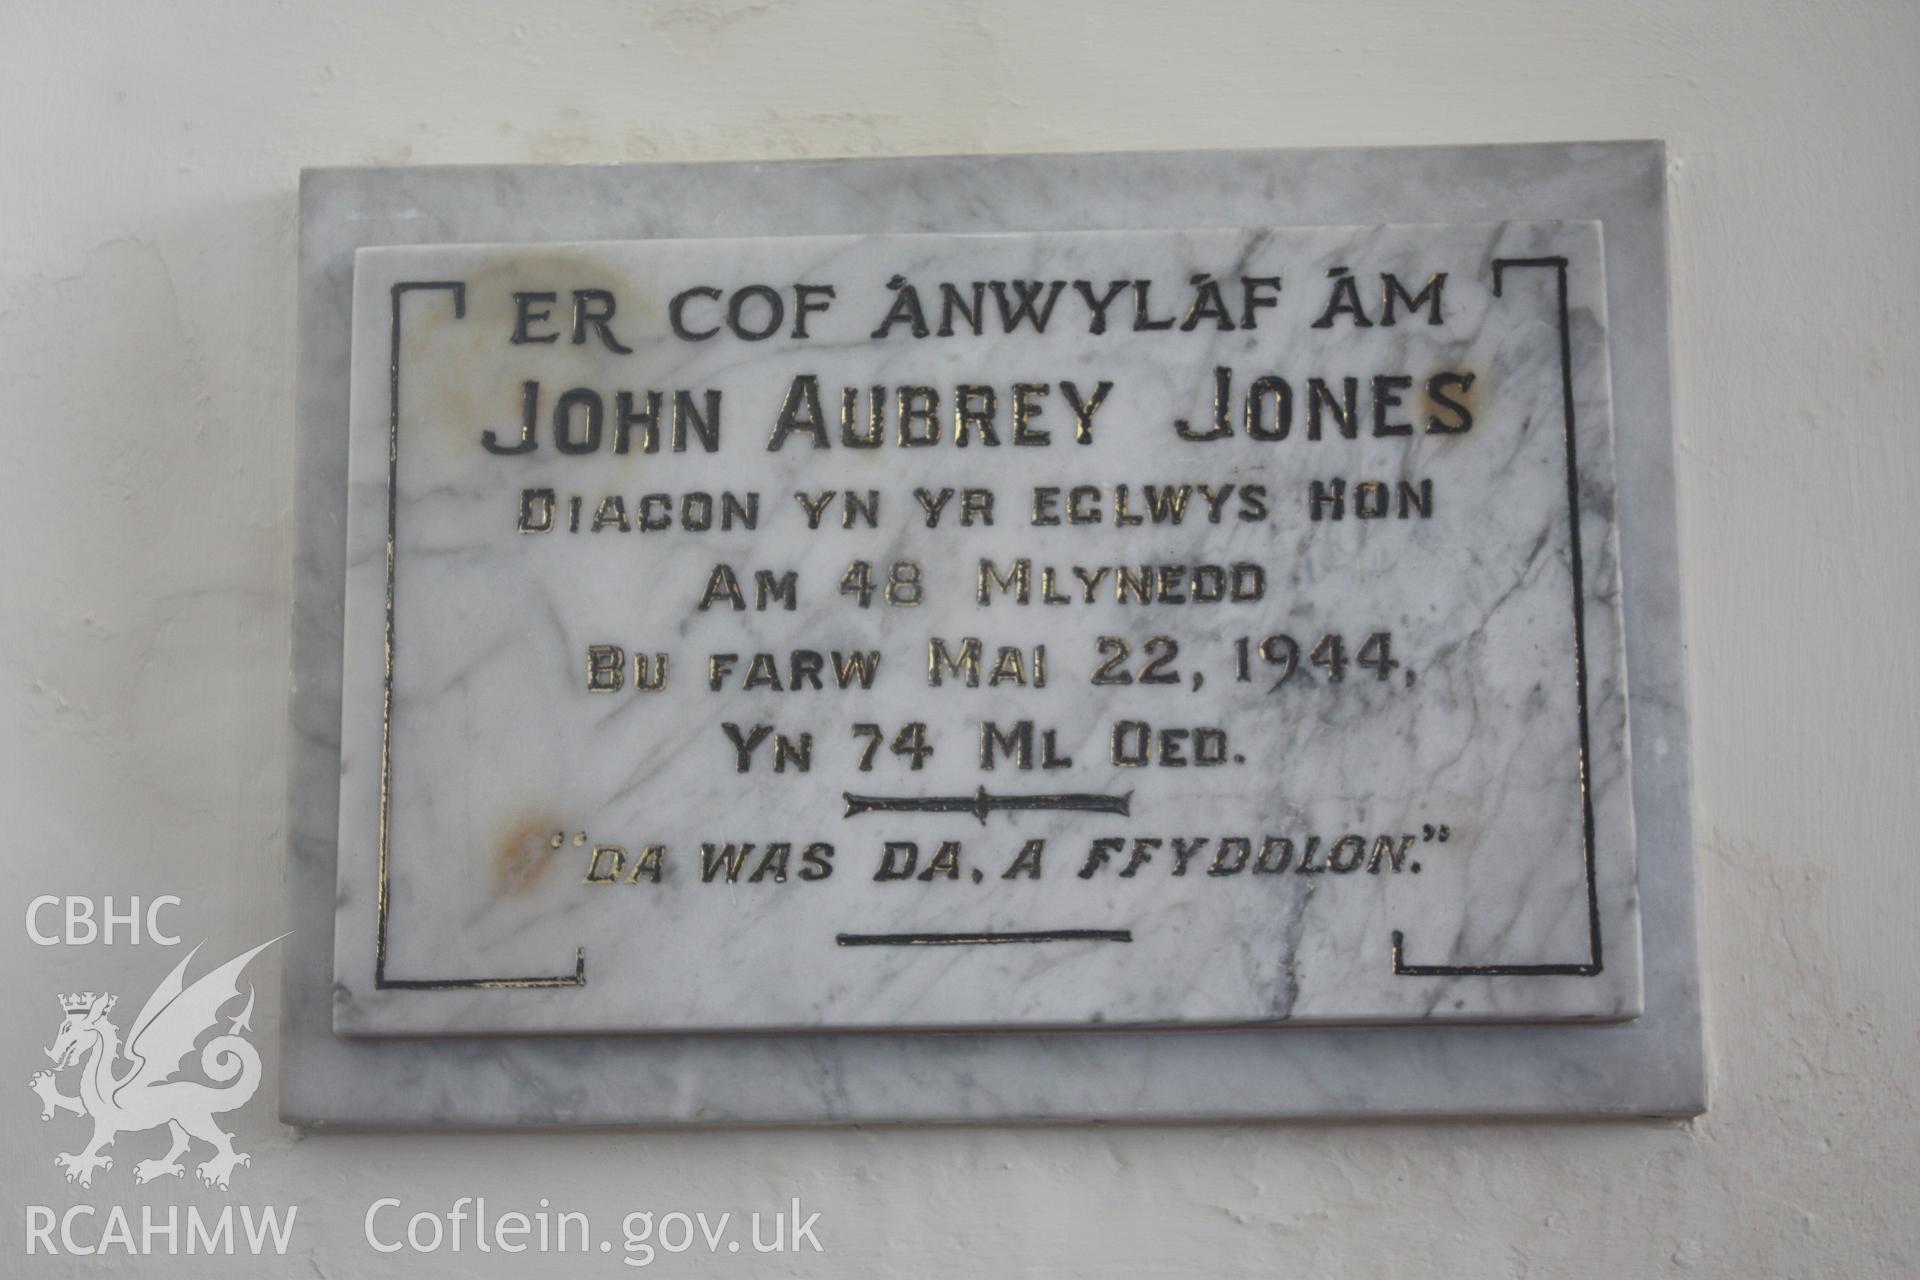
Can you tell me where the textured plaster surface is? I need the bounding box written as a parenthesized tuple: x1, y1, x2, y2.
(2, 1, 1915, 1274)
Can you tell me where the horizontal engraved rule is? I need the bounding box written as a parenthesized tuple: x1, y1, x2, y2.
(330, 223, 1643, 1037)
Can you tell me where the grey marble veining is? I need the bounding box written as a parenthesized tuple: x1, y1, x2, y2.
(284, 144, 1702, 1123)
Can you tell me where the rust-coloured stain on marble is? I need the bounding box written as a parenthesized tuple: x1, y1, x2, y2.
(494, 813, 566, 897)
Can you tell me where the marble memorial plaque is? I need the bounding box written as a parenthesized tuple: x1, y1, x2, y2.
(288, 147, 1703, 1124)
(333, 220, 1642, 1036)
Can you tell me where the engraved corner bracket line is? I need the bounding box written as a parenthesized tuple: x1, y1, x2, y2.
(1391, 255, 1602, 980)
(375, 280, 586, 992)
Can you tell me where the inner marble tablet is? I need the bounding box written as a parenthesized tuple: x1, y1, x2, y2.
(329, 223, 1642, 1036)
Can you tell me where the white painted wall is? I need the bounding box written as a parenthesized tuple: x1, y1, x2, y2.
(3, 1, 1915, 1274)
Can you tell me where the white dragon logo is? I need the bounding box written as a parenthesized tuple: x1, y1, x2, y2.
(28, 937, 282, 1190)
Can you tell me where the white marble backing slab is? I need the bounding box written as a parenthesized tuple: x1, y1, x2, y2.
(333, 224, 1640, 1035)
(285, 144, 1703, 1123)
